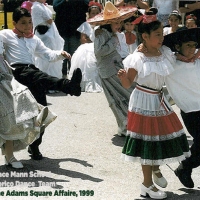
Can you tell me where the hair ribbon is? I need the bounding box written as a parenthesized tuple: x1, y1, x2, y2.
(132, 14, 157, 24)
(186, 14, 197, 20)
(89, 1, 102, 11)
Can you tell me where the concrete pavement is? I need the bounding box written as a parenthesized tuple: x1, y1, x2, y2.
(0, 91, 200, 200)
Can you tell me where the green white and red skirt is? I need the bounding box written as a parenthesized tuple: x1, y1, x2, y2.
(121, 84, 190, 165)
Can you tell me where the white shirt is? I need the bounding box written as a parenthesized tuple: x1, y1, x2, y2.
(123, 30, 138, 54)
(165, 59, 200, 113)
(116, 32, 129, 59)
(163, 27, 173, 36)
(0, 30, 63, 66)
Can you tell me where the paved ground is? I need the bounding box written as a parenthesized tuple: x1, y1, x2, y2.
(0, 91, 200, 200)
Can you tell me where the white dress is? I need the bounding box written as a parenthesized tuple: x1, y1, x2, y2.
(69, 22, 103, 93)
(121, 46, 190, 165)
(0, 38, 57, 152)
(31, 2, 64, 78)
(77, 22, 96, 42)
(69, 43, 103, 93)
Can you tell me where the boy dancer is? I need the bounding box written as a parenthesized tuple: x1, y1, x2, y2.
(164, 27, 200, 188)
(0, 7, 82, 160)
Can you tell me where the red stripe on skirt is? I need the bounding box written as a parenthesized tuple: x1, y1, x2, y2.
(127, 111, 183, 136)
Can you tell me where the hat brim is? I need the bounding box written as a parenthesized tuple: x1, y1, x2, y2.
(163, 27, 200, 52)
(87, 6, 138, 26)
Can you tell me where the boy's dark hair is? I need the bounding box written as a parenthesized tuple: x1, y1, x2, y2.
(13, 7, 31, 23)
(100, 24, 112, 33)
(137, 8, 162, 43)
(174, 27, 198, 47)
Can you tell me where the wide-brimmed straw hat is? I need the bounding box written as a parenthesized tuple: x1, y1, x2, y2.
(163, 27, 200, 52)
(87, 1, 137, 26)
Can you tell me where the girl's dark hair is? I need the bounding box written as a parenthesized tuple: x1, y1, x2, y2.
(13, 7, 31, 23)
(100, 24, 112, 33)
(168, 10, 182, 21)
(124, 16, 137, 24)
(138, 21, 162, 35)
(137, 8, 162, 43)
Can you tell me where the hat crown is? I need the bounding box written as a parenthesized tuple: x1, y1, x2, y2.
(103, 1, 120, 20)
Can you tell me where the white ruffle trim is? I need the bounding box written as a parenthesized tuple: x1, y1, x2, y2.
(77, 22, 95, 42)
(121, 152, 191, 166)
(125, 129, 185, 141)
(123, 45, 175, 78)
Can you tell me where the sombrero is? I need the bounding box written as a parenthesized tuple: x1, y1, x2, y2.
(87, 1, 138, 26)
(163, 27, 200, 52)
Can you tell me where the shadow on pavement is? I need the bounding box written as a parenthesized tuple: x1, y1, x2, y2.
(166, 188, 200, 199)
(134, 188, 200, 200)
(0, 157, 103, 189)
(111, 134, 126, 147)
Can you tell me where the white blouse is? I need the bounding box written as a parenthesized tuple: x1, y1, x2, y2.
(166, 59, 200, 113)
(123, 45, 175, 90)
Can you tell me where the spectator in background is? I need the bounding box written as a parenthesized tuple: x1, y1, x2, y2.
(5, 0, 24, 12)
(150, 0, 179, 27)
(53, 0, 89, 78)
(115, 0, 149, 10)
(179, 1, 200, 27)
(185, 14, 198, 29)
(163, 10, 182, 36)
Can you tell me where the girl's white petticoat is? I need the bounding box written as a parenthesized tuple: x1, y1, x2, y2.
(0, 55, 57, 152)
(69, 43, 103, 93)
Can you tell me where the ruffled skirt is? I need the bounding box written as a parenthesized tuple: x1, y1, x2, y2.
(101, 74, 135, 135)
(0, 57, 57, 152)
(69, 43, 103, 93)
(121, 84, 190, 165)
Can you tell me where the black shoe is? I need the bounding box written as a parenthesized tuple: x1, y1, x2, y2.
(174, 166, 194, 188)
(71, 68, 82, 84)
(70, 68, 82, 96)
(28, 146, 43, 160)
